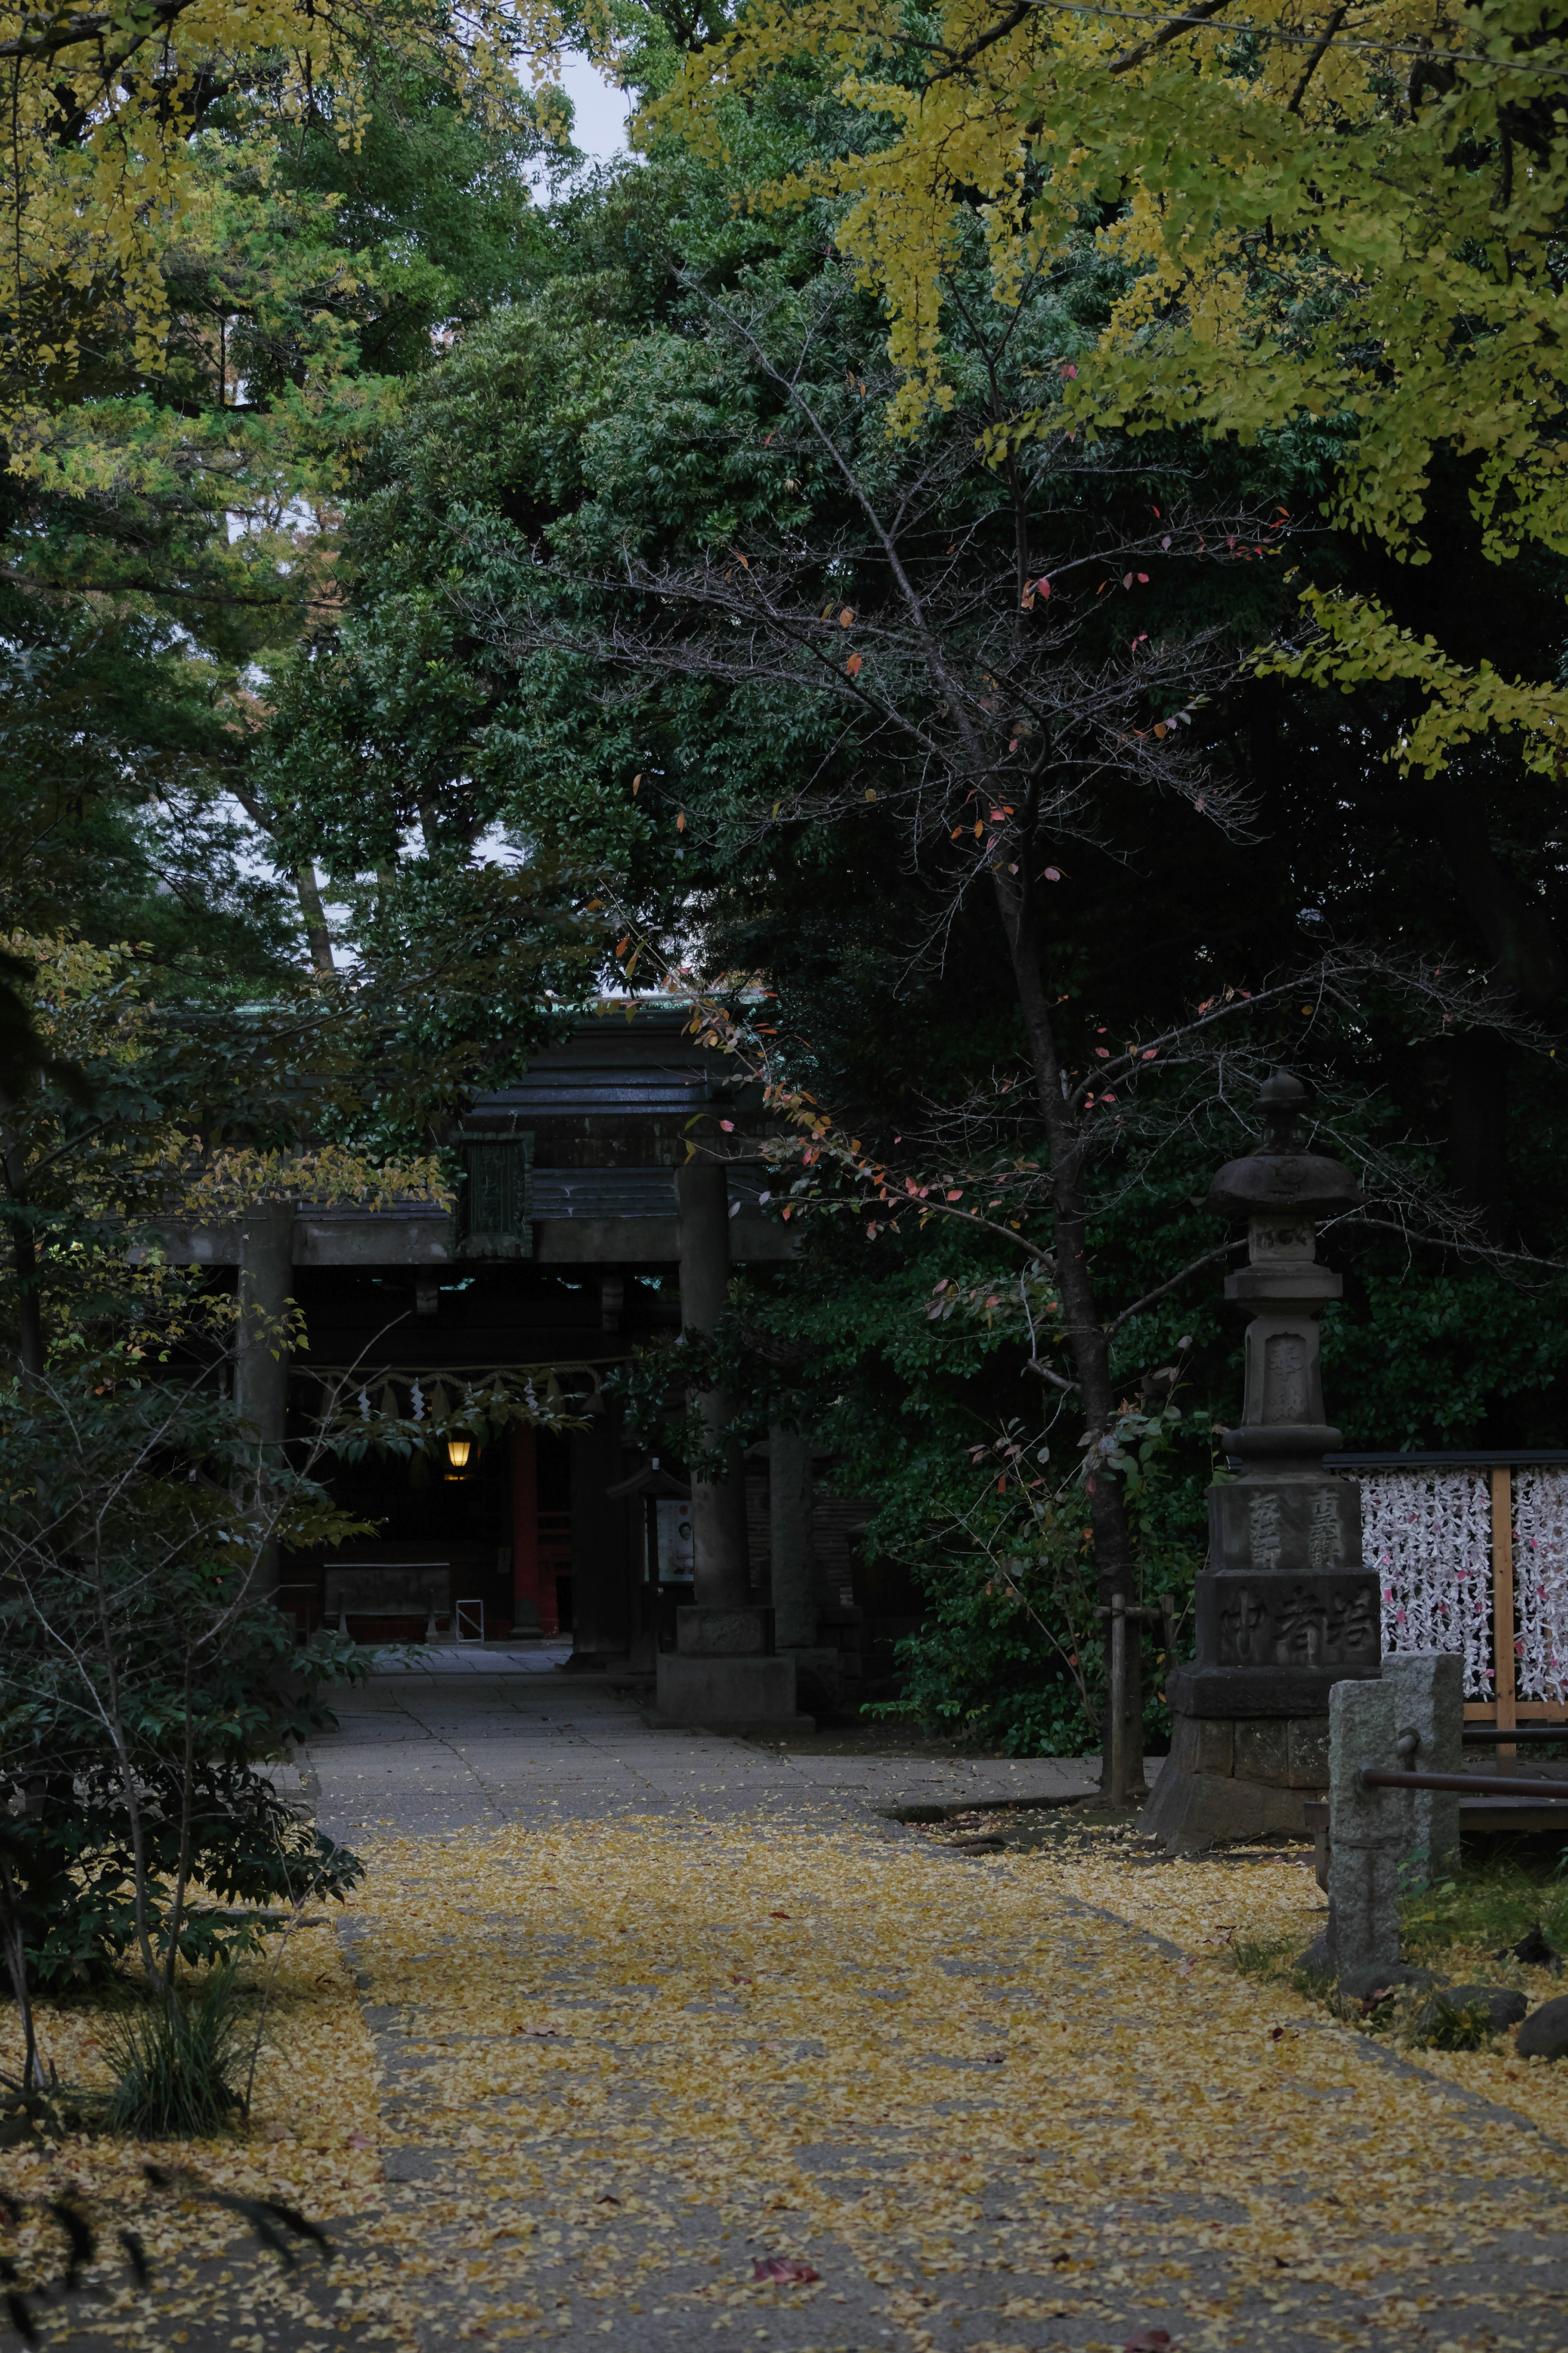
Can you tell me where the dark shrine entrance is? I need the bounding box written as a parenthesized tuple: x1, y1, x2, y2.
(174, 1008, 838, 1673)
(282, 1256, 663, 1648)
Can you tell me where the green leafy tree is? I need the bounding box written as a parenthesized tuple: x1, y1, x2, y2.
(3, 40, 574, 975)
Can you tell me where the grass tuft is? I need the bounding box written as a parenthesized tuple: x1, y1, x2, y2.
(1399, 1852, 1568, 1970)
(1417, 1993, 1494, 2052)
(1230, 1930, 1300, 1981)
(101, 1968, 253, 2139)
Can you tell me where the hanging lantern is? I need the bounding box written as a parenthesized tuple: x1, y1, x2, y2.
(445, 1435, 472, 1470)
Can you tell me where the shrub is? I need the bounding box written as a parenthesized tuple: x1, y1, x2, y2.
(0, 1371, 368, 2091)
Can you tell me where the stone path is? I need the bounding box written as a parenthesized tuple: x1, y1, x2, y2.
(33, 1657, 1568, 2353)
(305, 1653, 1126, 1844)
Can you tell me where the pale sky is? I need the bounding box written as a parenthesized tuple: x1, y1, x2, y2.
(559, 53, 634, 167)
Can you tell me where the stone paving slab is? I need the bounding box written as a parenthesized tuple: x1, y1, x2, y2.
(371, 1644, 578, 1676)
(307, 1670, 1136, 1844)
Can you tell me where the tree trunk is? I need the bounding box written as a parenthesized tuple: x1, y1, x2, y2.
(8, 1207, 44, 1389)
(0, 1111, 44, 1387)
(0, 1858, 40, 2096)
(990, 863, 1144, 1804)
(295, 863, 336, 977)
(1429, 786, 1566, 1218)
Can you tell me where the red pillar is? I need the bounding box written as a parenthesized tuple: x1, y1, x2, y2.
(513, 1425, 554, 1635)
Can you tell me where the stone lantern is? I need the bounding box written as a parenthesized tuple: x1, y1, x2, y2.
(1142, 1071, 1381, 1849)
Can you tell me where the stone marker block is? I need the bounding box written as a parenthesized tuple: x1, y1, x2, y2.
(1140, 1764, 1314, 1850)
(1380, 1648, 1463, 1884)
(1287, 1716, 1332, 1789)
(1234, 1718, 1290, 1786)
(677, 1605, 775, 1657)
(1326, 1677, 1401, 1981)
(652, 1650, 808, 1732)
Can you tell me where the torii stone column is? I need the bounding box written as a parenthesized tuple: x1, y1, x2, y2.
(1143, 1072, 1379, 1849)
(652, 1156, 805, 1729)
(675, 1155, 750, 1609)
(234, 1202, 295, 1603)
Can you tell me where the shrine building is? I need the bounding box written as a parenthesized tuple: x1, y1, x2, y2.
(161, 1006, 877, 1695)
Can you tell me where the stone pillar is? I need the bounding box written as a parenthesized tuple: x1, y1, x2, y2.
(1325, 1677, 1403, 1991)
(1142, 1072, 1379, 1850)
(675, 1157, 749, 1609)
(1381, 1648, 1463, 1885)
(235, 1204, 294, 1603)
(1382, 1647, 1467, 1882)
(1305, 1653, 1464, 1993)
(652, 1158, 804, 1729)
(510, 1425, 543, 1635)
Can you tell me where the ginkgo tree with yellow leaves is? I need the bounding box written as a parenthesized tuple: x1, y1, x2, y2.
(650, 0, 1568, 776)
(2, 0, 580, 400)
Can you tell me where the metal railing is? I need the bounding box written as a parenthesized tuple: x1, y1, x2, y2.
(1357, 1766, 1568, 1802)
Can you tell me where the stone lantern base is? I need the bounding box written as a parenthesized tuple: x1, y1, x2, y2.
(1142, 1712, 1331, 1849)
(646, 1606, 814, 1733)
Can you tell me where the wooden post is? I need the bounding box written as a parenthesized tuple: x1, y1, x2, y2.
(512, 1425, 543, 1634)
(1492, 1465, 1517, 1759)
